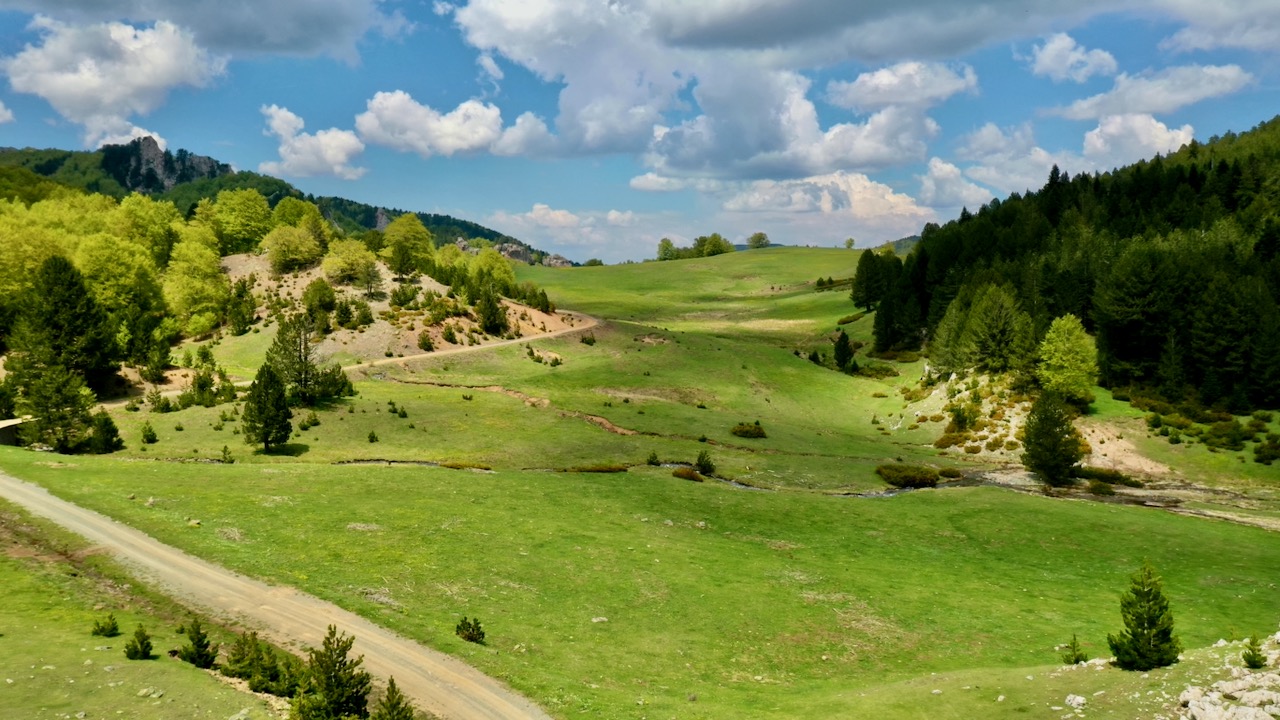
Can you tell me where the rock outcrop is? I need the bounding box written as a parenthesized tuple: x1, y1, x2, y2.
(100, 136, 232, 193)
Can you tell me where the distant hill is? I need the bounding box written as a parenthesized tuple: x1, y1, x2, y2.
(0, 137, 545, 261)
(879, 235, 920, 255)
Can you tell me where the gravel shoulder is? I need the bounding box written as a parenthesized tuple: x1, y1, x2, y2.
(0, 471, 552, 720)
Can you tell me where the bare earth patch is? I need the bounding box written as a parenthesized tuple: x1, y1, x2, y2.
(1078, 420, 1173, 477)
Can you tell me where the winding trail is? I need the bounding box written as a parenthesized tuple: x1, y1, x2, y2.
(0, 471, 552, 720)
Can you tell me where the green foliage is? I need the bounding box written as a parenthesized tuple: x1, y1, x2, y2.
(833, 330, 856, 372)
(177, 617, 218, 669)
(746, 231, 770, 249)
(1072, 466, 1143, 487)
(91, 613, 120, 638)
(241, 364, 293, 452)
(731, 421, 767, 438)
(455, 617, 486, 644)
(262, 226, 322, 274)
(1061, 634, 1088, 664)
(875, 464, 940, 489)
(1107, 562, 1182, 671)
(672, 466, 704, 482)
(124, 625, 153, 660)
(1022, 393, 1083, 487)
(13, 362, 95, 453)
(645, 451, 660, 466)
(1087, 480, 1116, 496)
(370, 676, 416, 720)
(213, 188, 272, 254)
(416, 330, 434, 352)
(694, 450, 716, 476)
(222, 631, 304, 697)
(292, 625, 372, 720)
(368, 430, 379, 443)
(140, 421, 158, 445)
(1036, 314, 1098, 405)
(1242, 635, 1268, 670)
(654, 233, 735, 260)
(322, 239, 379, 287)
(266, 314, 350, 406)
(850, 250, 887, 310)
(86, 409, 125, 454)
(474, 286, 509, 335)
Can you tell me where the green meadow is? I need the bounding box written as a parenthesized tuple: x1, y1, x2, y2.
(4, 248, 1279, 718)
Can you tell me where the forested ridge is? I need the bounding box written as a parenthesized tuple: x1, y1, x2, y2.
(0, 139, 536, 259)
(854, 115, 1280, 412)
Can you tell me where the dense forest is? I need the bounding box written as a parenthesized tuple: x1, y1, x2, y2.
(854, 115, 1280, 412)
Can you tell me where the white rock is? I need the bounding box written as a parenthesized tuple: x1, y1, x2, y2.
(591, 617, 608, 623)
(1182, 686, 1206, 705)
(1065, 694, 1086, 709)
(1237, 690, 1280, 707)
(931, 689, 941, 695)
(997, 695, 1005, 702)
(1224, 706, 1273, 719)
(1217, 639, 1231, 647)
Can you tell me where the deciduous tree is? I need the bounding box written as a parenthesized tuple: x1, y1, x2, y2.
(1036, 314, 1098, 405)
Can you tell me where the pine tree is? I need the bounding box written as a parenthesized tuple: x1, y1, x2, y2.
(1021, 392, 1082, 487)
(475, 286, 508, 335)
(850, 250, 881, 310)
(1241, 635, 1267, 670)
(371, 677, 416, 720)
(177, 617, 218, 669)
(124, 625, 153, 660)
(833, 330, 854, 372)
(292, 625, 372, 720)
(266, 314, 319, 405)
(242, 363, 292, 453)
(1107, 562, 1182, 671)
(14, 362, 95, 453)
(86, 409, 125, 454)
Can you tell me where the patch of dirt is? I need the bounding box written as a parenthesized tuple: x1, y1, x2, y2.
(1078, 420, 1173, 477)
(634, 333, 668, 345)
(346, 523, 383, 532)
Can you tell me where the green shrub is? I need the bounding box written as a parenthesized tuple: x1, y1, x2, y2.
(939, 467, 963, 479)
(1252, 410, 1275, 423)
(933, 432, 967, 449)
(694, 450, 715, 476)
(1072, 466, 1143, 487)
(417, 331, 434, 352)
(672, 467, 704, 482)
(124, 625, 153, 660)
(91, 613, 120, 638)
(455, 617, 485, 644)
(1061, 634, 1089, 664)
(645, 451, 660, 466)
(731, 421, 767, 438)
(368, 431, 379, 443)
(836, 312, 866, 325)
(1242, 635, 1268, 670)
(1254, 434, 1280, 465)
(140, 422, 158, 445)
(875, 464, 939, 489)
(222, 630, 304, 697)
(1087, 480, 1116, 496)
(580, 333, 596, 346)
(177, 617, 217, 669)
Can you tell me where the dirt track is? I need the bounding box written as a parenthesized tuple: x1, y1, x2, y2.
(0, 471, 553, 720)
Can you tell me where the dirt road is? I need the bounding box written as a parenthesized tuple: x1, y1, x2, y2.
(0, 471, 553, 720)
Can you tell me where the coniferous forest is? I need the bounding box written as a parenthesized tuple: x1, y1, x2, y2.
(857, 115, 1280, 413)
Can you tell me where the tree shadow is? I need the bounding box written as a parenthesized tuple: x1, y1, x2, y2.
(259, 443, 309, 457)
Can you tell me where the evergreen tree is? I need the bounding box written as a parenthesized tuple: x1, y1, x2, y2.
(1241, 635, 1267, 670)
(86, 409, 125, 454)
(967, 284, 1033, 374)
(1035, 314, 1098, 405)
(1021, 392, 1082, 487)
(850, 250, 881, 310)
(292, 625, 372, 720)
(227, 278, 256, 335)
(833, 330, 855, 372)
(475, 287, 508, 335)
(267, 314, 319, 404)
(124, 625, 153, 660)
(371, 677, 416, 720)
(242, 363, 292, 453)
(177, 617, 218, 669)
(1107, 562, 1182, 671)
(14, 362, 95, 453)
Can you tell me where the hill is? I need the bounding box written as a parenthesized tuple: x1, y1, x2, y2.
(0, 137, 544, 261)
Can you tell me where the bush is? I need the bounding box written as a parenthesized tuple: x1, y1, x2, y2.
(672, 467, 704, 482)
(124, 625, 153, 660)
(836, 312, 866, 325)
(140, 422, 158, 445)
(1061, 634, 1089, 664)
(875, 464, 939, 489)
(933, 432, 968, 449)
(1087, 480, 1116, 496)
(455, 617, 485, 644)
(1254, 434, 1280, 465)
(177, 617, 218, 669)
(645, 451, 660, 466)
(580, 333, 596, 346)
(694, 450, 715, 476)
(731, 421, 767, 438)
(1072, 466, 1143, 487)
(1242, 635, 1268, 670)
(91, 613, 120, 638)
(367, 431, 379, 443)
(222, 630, 305, 697)
(939, 467, 963, 479)
(416, 331, 433, 352)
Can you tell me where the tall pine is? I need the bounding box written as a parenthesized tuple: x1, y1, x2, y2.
(241, 363, 292, 453)
(1107, 562, 1182, 671)
(293, 625, 372, 720)
(371, 677, 416, 720)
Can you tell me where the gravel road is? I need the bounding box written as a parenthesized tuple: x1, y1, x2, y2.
(0, 471, 553, 720)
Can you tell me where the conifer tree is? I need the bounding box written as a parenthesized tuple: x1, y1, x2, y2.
(14, 362, 95, 453)
(1107, 562, 1182, 671)
(177, 617, 218, 669)
(371, 677, 416, 720)
(292, 625, 372, 720)
(242, 363, 292, 453)
(124, 625, 153, 660)
(833, 330, 855, 372)
(86, 409, 125, 454)
(850, 250, 881, 310)
(1021, 392, 1082, 486)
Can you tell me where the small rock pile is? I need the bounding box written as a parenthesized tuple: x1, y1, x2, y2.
(1178, 631, 1280, 719)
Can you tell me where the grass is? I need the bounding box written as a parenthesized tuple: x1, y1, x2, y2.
(0, 499, 276, 719)
(4, 447, 1279, 719)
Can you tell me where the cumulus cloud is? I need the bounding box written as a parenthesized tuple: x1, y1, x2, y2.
(826, 62, 977, 112)
(606, 210, 637, 226)
(1029, 33, 1117, 83)
(919, 158, 995, 209)
(0, 101, 13, 124)
(1082, 113, 1193, 168)
(1, 0, 406, 59)
(1, 17, 225, 147)
(258, 104, 366, 180)
(1054, 64, 1252, 119)
(720, 171, 929, 220)
(355, 90, 504, 157)
(490, 112, 559, 156)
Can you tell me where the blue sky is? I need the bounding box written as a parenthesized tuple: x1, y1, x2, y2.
(0, 1, 1277, 262)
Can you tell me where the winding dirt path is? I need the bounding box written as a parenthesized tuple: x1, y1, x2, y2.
(0, 471, 552, 720)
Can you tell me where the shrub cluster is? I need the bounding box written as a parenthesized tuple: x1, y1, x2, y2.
(875, 464, 940, 489)
(456, 617, 485, 644)
(1072, 466, 1144, 488)
(91, 613, 120, 638)
(124, 625, 152, 660)
(222, 630, 305, 697)
(836, 312, 866, 325)
(731, 421, 767, 438)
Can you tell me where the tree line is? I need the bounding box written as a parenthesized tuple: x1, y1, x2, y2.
(855, 114, 1280, 412)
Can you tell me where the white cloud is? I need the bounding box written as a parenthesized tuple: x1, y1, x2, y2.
(721, 171, 929, 220)
(1157, 0, 1280, 52)
(2, 17, 225, 147)
(1029, 33, 1117, 83)
(606, 210, 637, 226)
(355, 91, 504, 158)
(826, 62, 977, 112)
(919, 158, 995, 209)
(258, 104, 366, 180)
(1082, 114, 1193, 168)
(490, 112, 558, 156)
(0, 101, 13, 124)
(1054, 64, 1252, 119)
(2, 0, 406, 59)
(477, 53, 503, 81)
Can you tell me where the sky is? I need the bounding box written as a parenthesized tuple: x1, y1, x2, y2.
(0, 1, 1277, 263)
